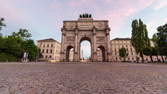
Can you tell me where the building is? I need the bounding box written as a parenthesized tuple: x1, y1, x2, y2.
(60, 14, 111, 62)
(110, 38, 139, 62)
(37, 37, 166, 62)
(37, 38, 61, 62)
(110, 38, 166, 62)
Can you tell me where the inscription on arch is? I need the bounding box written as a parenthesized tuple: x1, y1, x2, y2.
(97, 36, 105, 43)
(66, 36, 75, 42)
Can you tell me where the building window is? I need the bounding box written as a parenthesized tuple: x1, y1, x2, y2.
(50, 49, 52, 53)
(47, 44, 49, 47)
(45, 55, 48, 59)
(39, 44, 42, 47)
(41, 55, 43, 58)
(43, 44, 45, 47)
(51, 44, 53, 47)
(49, 55, 52, 59)
(46, 49, 48, 53)
(42, 49, 44, 53)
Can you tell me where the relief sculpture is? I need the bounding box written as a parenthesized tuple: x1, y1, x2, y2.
(66, 36, 75, 42)
(97, 36, 105, 43)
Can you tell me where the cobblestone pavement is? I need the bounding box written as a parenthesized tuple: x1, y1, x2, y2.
(0, 62, 167, 94)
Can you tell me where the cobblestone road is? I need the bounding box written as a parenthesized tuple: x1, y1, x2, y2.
(0, 62, 167, 94)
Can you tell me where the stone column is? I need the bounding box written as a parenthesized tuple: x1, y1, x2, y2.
(74, 27, 79, 62)
(92, 26, 97, 62)
(60, 27, 65, 62)
(106, 28, 112, 62)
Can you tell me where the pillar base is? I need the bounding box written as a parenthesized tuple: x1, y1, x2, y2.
(73, 52, 79, 62)
(60, 52, 65, 62)
(92, 52, 97, 62)
(107, 52, 112, 62)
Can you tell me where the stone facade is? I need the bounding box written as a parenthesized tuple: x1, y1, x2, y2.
(37, 15, 166, 62)
(60, 15, 112, 62)
(110, 38, 166, 62)
(110, 38, 138, 62)
(37, 38, 61, 62)
(97, 48, 103, 61)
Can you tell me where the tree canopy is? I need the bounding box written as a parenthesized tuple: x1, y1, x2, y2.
(0, 18, 6, 31)
(12, 29, 32, 39)
(151, 23, 167, 62)
(0, 20, 39, 62)
(131, 19, 150, 62)
(0, 18, 6, 36)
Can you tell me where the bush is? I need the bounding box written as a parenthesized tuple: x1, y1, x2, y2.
(0, 53, 19, 62)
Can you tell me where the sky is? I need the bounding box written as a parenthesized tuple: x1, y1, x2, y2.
(0, 0, 167, 58)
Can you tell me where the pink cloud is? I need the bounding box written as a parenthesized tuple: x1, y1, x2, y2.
(154, 0, 167, 10)
(0, 0, 31, 24)
(96, 0, 156, 39)
(0, 0, 159, 40)
(69, 0, 95, 7)
(103, 0, 113, 3)
(50, 0, 63, 10)
(137, 0, 156, 8)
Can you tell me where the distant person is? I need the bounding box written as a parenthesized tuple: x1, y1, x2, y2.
(22, 52, 28, 63)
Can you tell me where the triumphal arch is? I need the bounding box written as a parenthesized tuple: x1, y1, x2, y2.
(60, 14, 112, 62)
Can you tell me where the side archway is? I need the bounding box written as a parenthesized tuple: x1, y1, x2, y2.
(97, 45, 106, 62)
(66, 45, 74, 62)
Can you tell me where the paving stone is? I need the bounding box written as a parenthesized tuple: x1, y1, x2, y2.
(0, 62, 167, 94)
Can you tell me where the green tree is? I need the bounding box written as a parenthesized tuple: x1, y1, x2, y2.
(0, 18, 6, 30)
(0, 28, 39, 62)
(152, 23, 167, 62)
(152, 34, 161, 62)
(11, 29, 38, 61)
(0, 18, 6, 36)
(0, 36, 22, 61)
(119, 47, 128, 62)
(143, 47, 158, 62)
(12, 29, 32, 39)
(131, 19, 150, 62)
(23, 40, 39, 61)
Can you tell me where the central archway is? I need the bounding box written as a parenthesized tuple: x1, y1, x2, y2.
(79, 37, 92, 62)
